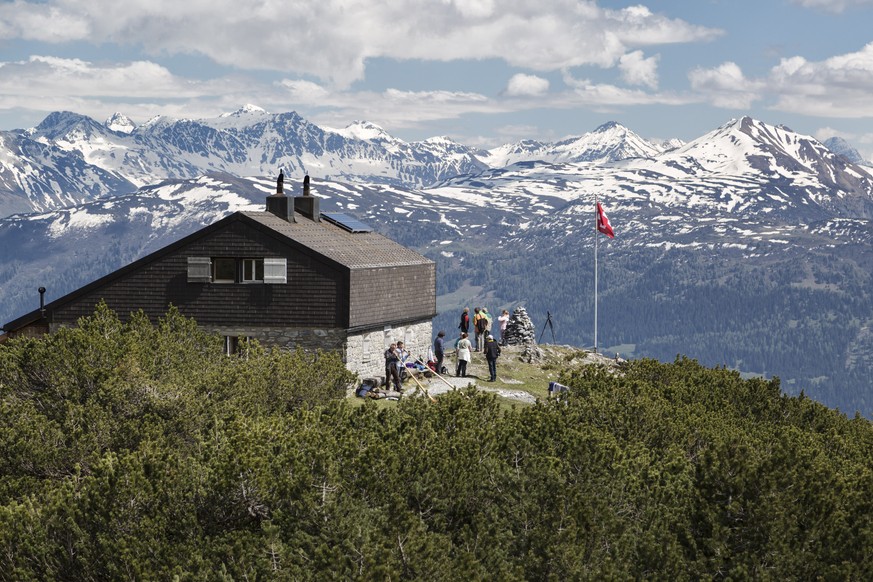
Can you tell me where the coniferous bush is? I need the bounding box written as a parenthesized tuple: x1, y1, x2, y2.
(0, 306, 871, 579)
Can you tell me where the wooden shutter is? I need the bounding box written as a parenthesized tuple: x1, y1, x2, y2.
(187, 257, 212, 282)
(264, 258, 287, 284)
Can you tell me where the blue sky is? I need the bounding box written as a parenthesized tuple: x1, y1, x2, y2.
(2, 0, 873, 156)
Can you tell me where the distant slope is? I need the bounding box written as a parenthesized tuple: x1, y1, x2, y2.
(481, 121, 664, 167)
(4, 114, 873, 414)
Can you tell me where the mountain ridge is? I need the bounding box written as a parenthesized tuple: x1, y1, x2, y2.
(3, 110, 873, 414)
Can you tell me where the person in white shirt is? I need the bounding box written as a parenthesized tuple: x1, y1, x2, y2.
(498, 309, 510, 346)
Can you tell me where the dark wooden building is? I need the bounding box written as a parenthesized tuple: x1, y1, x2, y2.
(2, 176, 436, 379)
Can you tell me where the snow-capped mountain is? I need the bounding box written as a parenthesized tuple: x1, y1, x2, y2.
(0, 106, 490, 216)
(823, 136, 868, 166)
(0, 108, 684, 217)
(4, 115, 873, 326)
(104, 112, 137, 134)
(481, 121, 664, 167)
(4, 112, 873, 414)
(3, 108, 871, 221)
(0, 123, 137, 215)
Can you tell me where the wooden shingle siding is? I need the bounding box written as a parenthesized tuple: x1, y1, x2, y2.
(51, 220, 345, 328)
(5, 207, 435, 354)
(348, 263, 436, 328)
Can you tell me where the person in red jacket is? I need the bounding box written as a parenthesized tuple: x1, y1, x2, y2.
(458, 307, 470, 335)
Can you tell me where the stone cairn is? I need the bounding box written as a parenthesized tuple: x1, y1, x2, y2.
(504, 306, 536, 346)
(503, 306, 544, 363)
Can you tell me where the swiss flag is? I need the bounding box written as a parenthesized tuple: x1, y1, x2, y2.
(596, 202, 615, 238)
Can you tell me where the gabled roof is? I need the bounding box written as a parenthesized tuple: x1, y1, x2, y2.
(240, 211, 430, 269)
(3, 208, 432, 333)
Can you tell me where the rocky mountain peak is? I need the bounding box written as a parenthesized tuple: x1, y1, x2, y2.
(220, 104, 268, 118)
(824, 136, 867, 165)
(104, 112, 136, 134)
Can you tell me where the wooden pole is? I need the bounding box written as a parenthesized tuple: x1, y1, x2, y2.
(419, 355, 456, 391)
(406, 366, 436, 402)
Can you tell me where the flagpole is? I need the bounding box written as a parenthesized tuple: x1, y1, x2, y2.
(594, 194, 599, 353)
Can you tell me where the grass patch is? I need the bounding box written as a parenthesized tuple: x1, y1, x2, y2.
(347, 344, 620, 407)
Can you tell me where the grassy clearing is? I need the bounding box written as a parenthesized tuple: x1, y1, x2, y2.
(348, 343, 621, 408)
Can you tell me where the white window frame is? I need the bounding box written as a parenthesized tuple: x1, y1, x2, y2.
(224, 335, 239, 355)
(241, 258, 265, 283)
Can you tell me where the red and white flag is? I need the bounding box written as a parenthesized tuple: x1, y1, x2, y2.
(596, 202, 615, 238)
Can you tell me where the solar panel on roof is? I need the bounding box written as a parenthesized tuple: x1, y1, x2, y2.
(322, 212, 374, 233)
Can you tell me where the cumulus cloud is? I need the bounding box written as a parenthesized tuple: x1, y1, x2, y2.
(0, 56, 203, 98)
(0, 0, 721, 87)
(618, 51, 659, 88)
(278, 80, 331, 105)
(767, 42, 873, 117)
(297, 87, 499, 133)
(0, 55, 290, 124)
(685, 42, 873, 118)
(688, 62, 764, 109)
(561, 70, 689, 107)
(505, 74, 550, 97)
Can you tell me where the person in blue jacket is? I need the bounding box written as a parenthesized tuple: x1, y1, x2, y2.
(434, 330, 446, 374)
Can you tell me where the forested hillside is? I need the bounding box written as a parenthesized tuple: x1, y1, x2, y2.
(430, 242, 873, 416)
(1, 307, 872, 579)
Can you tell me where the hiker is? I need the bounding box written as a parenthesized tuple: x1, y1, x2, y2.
(456, 332, 472, 377)
(483, 331, 501, 382)
(472, 307, 482, 351)
(474, 307, 488, 352)
(498, 309, 510, 346)
(384, 343, 402, 391)
(458, 307, 470, 335)
(434, 330, 446, 375)
(483, 307, 493, 335)
(396, 341, 410, 381)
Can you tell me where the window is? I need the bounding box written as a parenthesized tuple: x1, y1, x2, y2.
(242, 258, 265, 283)
(212, 258, 236, 283)
(224, 335, 239, 355)
(224, 335, 255, 356)
(362, 335, 371, 363)
(187, 257, 285, 284)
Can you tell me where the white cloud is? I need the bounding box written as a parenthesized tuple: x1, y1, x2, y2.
(300, 87, 498, 133)
(814, 126, 855, 141)
(618, 51, 659, 89)
(0, 56, 204, 98)
(0, 0, 722, 87)
(505, 74, 549, 97)
(278, 80, 331, 105)
(790, 0, 873, 12)
(688, 62, 763, 109)
(767, 42, 873, 117)
(561, 70, 689, 107)
(686, 43, 873, 118)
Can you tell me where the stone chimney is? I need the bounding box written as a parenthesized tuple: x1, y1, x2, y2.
(266, 170, 295, 222)
(294, 174, 320, 222)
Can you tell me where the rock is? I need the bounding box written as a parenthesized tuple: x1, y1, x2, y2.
(504, 306, 537, 346)
(520, 344, 544, 363)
